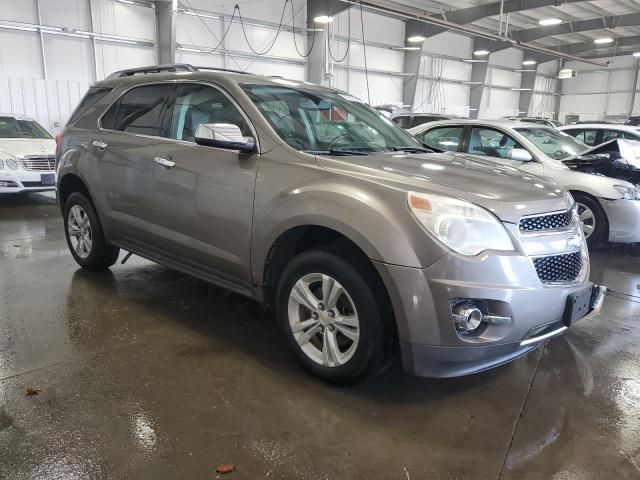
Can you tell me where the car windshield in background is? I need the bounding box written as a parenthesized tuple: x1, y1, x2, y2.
(241, 84, 425, 155)
(0, 116, 52, 139)
(516, 127, 586, 160)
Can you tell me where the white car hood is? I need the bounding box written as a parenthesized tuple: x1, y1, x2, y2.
(0, 138, 56, 158)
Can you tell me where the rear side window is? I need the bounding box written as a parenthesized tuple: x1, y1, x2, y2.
(68, 87, 112, 125)
(410, 116, 437, 128)
(421, 126, 463, 152)
(392, 116, 410, 128)
(101, 84, 173, 136)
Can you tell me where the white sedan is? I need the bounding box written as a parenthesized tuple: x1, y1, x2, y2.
(409, 119, 640, 246)
(0, 113, 57, 194)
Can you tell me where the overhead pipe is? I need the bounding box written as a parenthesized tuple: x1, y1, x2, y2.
(339, 0, 609, 67)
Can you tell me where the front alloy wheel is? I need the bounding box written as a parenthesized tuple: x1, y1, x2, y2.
(288, 273, 360, 367)
(576, 202, 595, 239)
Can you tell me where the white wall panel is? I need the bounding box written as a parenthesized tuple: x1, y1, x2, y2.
(347, 43, 402, 72)
(423, 32, 472, 60)
(92, 0, 156, 41)
(95, 43, 156, 79)
(490, 48, 523, 69)
(226, 57, 305, 80)
(44, 35, 94, 81)
(225, 23, 304, 60)
(0, 76, 89, 134)
(346, 72, 402, 106)
(489, 68, 520, 88)
(40, 0, 91, 30)
(480, 88, 520, 118)
(413, 79, 470, 116)
(337, 9, 404, 45)
(0, 0, 38, 22)
(0, 30, 43, 78)
(176, 50, 225, 68)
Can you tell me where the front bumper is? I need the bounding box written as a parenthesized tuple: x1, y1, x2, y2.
(0, 170, 56, 194)
(599, 197, 640, 243)
(374, 250, 604, 378)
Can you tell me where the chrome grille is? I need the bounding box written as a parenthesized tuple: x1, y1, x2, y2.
(519, 209, 573, 233)
(533, 251, 582, 284)
(19, 156, 56, 171)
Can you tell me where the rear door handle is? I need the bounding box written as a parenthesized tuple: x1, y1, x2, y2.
(154, 156, 175, 168)
(92, 140, 107, 150)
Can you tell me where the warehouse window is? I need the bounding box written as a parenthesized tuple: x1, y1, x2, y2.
(101, 84, 172, 136)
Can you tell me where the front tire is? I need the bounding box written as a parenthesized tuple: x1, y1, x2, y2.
(276, 250, 392, 386)
(63, 192, 119, 270)
(573, 192, 608, 248)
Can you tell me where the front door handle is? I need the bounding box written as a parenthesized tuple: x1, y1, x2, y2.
(154, 156, 176, 168)
(92, 140, 107, 150)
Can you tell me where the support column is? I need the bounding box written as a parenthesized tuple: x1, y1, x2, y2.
(306, 0, 348, 86)
(401, 20, 423, 110)
(629, 58, 639, 118)
(468, 40, 489, 119)
(554, 59, 564, 121)
(155, 0, 176, 65)
(35, 0, 47, 79)
(518, 69, 537, 116)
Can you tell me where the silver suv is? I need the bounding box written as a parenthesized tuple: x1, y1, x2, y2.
(56, 65, 605, 385)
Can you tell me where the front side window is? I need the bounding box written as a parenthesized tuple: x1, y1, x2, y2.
(0, 116, 52, 139)
(602, 130, 621, 143)
(101, 84, 173, 136)
(516, 127, 587, 160)
(468, 127, 523, 158)
(168, 83, 252, 143)
(242, 84, 423, 154)
(421, 126, 463, 152)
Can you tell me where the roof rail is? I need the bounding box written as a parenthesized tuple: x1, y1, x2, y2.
(105, 64, 251, 80)
(106, 64, 197, 79)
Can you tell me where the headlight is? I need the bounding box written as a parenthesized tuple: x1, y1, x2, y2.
(407, 192, 515, 256)
(6, 159, 18, 170)
(0, 159, 4, 169)
(613, 184, 640, 200)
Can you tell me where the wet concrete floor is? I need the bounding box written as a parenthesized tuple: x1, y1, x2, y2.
(0, 193, 639, 479)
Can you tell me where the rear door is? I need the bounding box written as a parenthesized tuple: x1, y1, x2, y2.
(149, 82, 259, 286)
(97, 83, 176, 243)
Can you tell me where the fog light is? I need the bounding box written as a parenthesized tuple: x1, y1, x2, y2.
(452, 302, 484, 332)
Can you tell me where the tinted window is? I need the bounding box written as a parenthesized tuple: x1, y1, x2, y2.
(0, 116, 51, 139)
(102, 84, 172, 136)
(410, 116, 437, 128)
(421, 126, 463, 152)
(168, 83, 251, 142)
(468, 128, 522, 158)
(516, 127, 586, 160)
(392, 116, 410, 128)
(620, 130, 640, 141)
(68, 87, 112, 125)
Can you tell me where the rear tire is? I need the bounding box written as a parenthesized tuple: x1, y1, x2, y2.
(275, 250, 392, 386)
(573, 192, 608, 248)
(63, 192, 119, 270)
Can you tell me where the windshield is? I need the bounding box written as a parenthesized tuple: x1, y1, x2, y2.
(515, 127, 586, 160)
(241, 83, 424, 154)
(0, 116, 52, 139)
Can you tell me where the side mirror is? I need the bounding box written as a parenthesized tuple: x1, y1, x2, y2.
(510, 148, 533, 162)
(195, 123, 256, 153)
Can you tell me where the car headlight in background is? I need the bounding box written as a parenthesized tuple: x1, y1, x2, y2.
(407, 191, 515, 256)
(613, 184, 640, 200)
(5, 158, 19, 170)
(0, 159, 4, 169)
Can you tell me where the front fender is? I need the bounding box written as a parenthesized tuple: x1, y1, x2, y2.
(250, 179, 447, 287)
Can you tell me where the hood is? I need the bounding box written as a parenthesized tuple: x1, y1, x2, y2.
(0, 138, 56, 158)
(316, 151, 571, 223)
(562, 139, 640, 185)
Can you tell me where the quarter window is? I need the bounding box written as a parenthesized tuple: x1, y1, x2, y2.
(168, 83, 251, 142)
(101, 84, 173, 136)
(421, 126, 463, 152)
(468, 127, 523, 158)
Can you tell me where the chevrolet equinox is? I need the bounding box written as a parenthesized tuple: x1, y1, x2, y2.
(56, 65, 605, 385)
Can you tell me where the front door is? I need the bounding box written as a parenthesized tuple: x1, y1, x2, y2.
(150, 82, 259, 287)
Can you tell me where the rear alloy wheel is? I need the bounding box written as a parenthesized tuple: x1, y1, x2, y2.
(276, 250, 391, 386)
(63, 192, 120, 270)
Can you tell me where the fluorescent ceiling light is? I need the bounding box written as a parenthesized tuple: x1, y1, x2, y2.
(594, 37, 614, 44)
(392, 46, 421, 51)
(463, 59, 488, 63)
(514, 69, 536, 72)
(462, 81, 482, 85)
(511, 88, 532, 91)
(313, 15, 334, 24)
(522, 60, 537, 65)
(181, 9, 221, 20)
(634, 52, 640, 57)
(407, 35, 426, 43)
(538, 18, 562, 26)
(474, 49, 490, 56)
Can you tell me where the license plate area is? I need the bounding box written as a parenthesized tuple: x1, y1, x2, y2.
(563, 285, 593, 326)
(41, 173, 55, 186)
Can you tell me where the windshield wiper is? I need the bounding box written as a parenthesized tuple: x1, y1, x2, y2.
(392, 146, 434, 153)
(304, 148, 370, 156)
